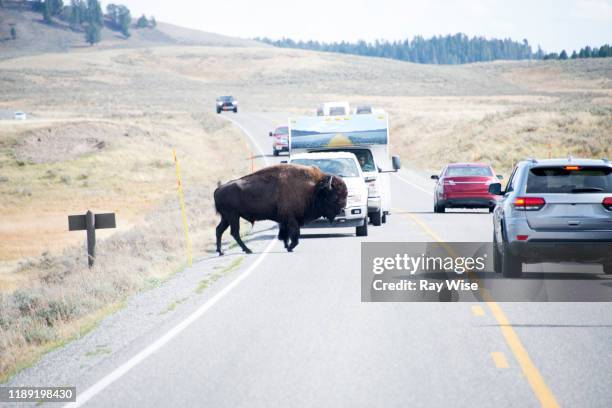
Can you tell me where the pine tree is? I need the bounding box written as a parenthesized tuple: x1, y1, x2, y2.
(136, 14, 148, 28)
(69, 0, 82, 28)
(149, 16, 156, 28)
(559, 50, 568, 60)
(571, 50, 577, 59)
(118, 8, 131, 37)
(10, 26, 17, 40)
(85, 23, 100, 45)
(86, 0, 102, 26)
(43, 0, 52, 23)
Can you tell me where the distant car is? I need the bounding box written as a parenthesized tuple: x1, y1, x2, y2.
(216, 96, 238, 113)
(354, 105, 372, 115)
(289, 151, 369, 236)
(431, 163, 503, 213)
(269, 125, 289, 156)
(14, 111, 26, 120)
(489, 158, 612, 277)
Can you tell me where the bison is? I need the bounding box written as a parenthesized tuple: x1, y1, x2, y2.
(214, 164, 348, 255)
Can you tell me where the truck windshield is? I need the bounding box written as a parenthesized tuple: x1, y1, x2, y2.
(309, 149, 376, 172)
(526, 166, 612, 193)
(292, 158, 360, 178)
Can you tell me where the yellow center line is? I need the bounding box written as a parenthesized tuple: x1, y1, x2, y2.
(491, 352, 510, 368)
(399, 209, 560, 408)
(471, 305, 485, 316)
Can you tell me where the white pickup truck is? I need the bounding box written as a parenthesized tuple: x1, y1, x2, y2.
(289, 111, 400, 226)
(288, 151, 369, 236)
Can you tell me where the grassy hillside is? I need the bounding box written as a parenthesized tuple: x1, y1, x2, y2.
(0, 7, 264, 60)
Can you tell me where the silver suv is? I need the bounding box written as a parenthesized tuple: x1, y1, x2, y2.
(489, 158, 612, 277)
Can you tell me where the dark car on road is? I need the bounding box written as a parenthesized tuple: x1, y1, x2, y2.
(216, 96, 238, 113)
(432, 163, 503, 213)
(489, 158, 612, 277)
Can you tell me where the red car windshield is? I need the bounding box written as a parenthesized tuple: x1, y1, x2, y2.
(446, 166, 493, 177)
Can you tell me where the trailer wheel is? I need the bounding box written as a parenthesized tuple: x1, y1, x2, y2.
(356, 219, 368, 236)
(370, 210, 382, 226)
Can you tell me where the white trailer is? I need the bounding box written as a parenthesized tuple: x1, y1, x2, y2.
(289, 112, 401, 226)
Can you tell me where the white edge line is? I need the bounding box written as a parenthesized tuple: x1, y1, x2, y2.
(222, 114, 269, 166)
(66, 113, 275, 408)
(65, 239, 276, 408)
(393, 173, 434, 196)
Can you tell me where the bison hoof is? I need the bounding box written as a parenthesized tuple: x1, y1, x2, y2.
(287, 248, 293, 252)
(217, 251, 224, 256)
(244, 248, 253, 254)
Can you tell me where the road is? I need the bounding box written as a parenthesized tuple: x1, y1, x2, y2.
(8, 112, 612, 408)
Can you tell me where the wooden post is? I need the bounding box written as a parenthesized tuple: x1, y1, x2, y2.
(86, 210, 95, 268)
(69, 211, 116, 268)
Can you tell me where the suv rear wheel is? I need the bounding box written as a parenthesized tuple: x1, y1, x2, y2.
(501, 244, 522, 278)
(434, 201, 445, 213)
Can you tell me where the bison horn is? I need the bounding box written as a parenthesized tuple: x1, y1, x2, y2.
(328, 175, 334, 190)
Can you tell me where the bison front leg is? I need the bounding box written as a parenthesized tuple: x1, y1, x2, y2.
(215, 217, 229, 256)
(230, 217, 253, 254)
(287, 220, 300, 252)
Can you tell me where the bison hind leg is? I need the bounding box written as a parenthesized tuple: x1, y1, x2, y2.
(277, 223, 289, 249)
(216, 217, 230, 256)
(287, 221, 300, 252)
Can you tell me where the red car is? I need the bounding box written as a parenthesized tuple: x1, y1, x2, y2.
(431, 163, 503, 213)
(269, 125, 289, 156)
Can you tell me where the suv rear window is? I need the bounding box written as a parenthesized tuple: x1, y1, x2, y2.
(527, 166, 612, 193)
(445, 167, 492, 177)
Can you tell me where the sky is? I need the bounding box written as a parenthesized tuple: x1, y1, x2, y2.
(106, 0, 612, 52)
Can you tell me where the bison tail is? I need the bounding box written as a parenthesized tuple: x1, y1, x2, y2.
(217, 180, 221, 188)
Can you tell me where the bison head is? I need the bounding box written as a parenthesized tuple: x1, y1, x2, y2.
(314, 175, 348, 223)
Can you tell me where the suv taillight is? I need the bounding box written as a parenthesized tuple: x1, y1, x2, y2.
(514, 197, 546, 211)
(603, 197, 612, 211)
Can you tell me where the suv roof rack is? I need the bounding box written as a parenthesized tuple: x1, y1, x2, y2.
(602, 157, 609, 163)
(525, 157, 537, 164)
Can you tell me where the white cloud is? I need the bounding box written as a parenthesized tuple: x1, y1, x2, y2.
(574, 0, 612, 21)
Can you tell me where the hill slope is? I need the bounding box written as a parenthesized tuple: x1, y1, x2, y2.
(0, 8, 264, 60)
